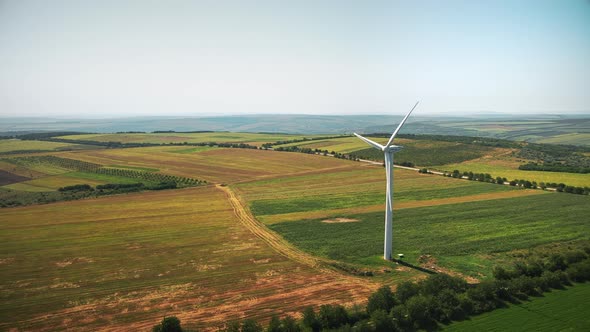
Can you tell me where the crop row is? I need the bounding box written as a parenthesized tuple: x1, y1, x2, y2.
(95, 168, 203, 186)
(5, 155, 101, 171)
(4, 156, 205, 187)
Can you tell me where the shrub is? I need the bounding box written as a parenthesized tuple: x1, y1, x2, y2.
(420, 274, 468, 296)
(367, 286, 397, 314)
(58, 184, 93, 192)
(280, 316, 300, 332)
(301, 307, 321, 332)
(563, 250, 588, 265)
(395, 281, 420, 303)
(153, 316, 182, 332)
(241, 319, 263, 332)
(370, 310, 396, 332)
(405, 295, 437, 330)
(318, 304, 349, 329)
(566, 260, 590, 282)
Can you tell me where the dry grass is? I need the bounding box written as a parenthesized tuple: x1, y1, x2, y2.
(59, 147, 361, 184)
(0, 186, 376, 331)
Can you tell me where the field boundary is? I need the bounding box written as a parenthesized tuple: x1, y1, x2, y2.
(216, 184, 324, 268)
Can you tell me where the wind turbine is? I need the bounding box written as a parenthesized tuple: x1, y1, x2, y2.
(354, 101, 419, 260)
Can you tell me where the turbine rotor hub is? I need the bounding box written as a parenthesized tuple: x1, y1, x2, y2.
(384, 145, 403, 153)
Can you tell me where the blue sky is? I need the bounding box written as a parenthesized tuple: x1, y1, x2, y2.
(0, 0, 589, 117)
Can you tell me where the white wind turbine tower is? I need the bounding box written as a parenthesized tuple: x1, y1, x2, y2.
(354, 101, 419, 260)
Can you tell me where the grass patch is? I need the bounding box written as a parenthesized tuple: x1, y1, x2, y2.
(353, 140, 497, 166)
(250, 181, 513, 216)
(435, 160, 590, 187)
(269, 194, 589, 269)
(0, 139, 77, 153)
(444, 282, 590, 331)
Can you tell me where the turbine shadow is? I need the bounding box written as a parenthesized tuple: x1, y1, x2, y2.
(392, 259, 438, 275)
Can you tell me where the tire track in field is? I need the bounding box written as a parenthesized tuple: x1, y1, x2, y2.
(216, 184, 324, 269)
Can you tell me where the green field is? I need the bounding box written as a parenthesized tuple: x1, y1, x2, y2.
(445, 282, 590, 331)
(272, 134, 590, 187)
(0, 139, 81, 153)
(435, 160, 590, 187)
(274, 136, 383, 153)
(433, 118, 590, 146)
(278, 136, 498, 166)
(268, 194, 588, 274)
(250, 180, 513, 216)
(57, 132, 328, 146)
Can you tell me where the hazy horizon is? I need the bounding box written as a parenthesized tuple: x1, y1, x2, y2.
(1, 1, 589, 117)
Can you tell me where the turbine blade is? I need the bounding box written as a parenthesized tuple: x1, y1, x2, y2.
(353, 133, 384, 150)
(385, 101, 419, 147)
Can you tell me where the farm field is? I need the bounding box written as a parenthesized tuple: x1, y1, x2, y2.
(0, 139, 78, 154)
(272, 134, 589, 187)
(56, 132, 328, 146)
(444, 282, 590, 331)
(432, 118, 590, 146)
(235, 166, 541, 225)
(0, 139, 91, 154)
(58, 146, 360, 184)
(434, 156, 590, 187)
(536, 132, 590, 146)
(274, 136, 390, 154)
(268, 193, 589, 277)
(0, 137, 588, 330)
(0, 186, 375, 331)
(276, 136, 501, 167)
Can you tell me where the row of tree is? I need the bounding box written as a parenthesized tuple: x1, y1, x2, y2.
(6, 155, 205, 188)
(440, 169, 590, 195)
(519, 162, 590, 174)
(154, 245, 590, 332)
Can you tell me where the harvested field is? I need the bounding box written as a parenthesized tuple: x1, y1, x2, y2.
(60, 147, 361, 184)
(0, 186, 376, 331)
(0, 169, 29, 186)
(435, 155, 590, 187)
(57, 132, 326, 146)
(0, 139, 78, 153)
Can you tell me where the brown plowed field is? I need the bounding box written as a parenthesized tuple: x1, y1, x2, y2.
(0, 169, 29, 186)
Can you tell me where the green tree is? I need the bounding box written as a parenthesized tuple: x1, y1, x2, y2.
(153, 316, 183, 332)
(367, 286, 397, 314)
(267, 315, 282, 332)
(301, 307, 321, 332)
(405, 295, 436, 329)
(281, 316, 300, 332)
(396, 281, 420, 303)
(318, 304, 349, 329)
(241, 319, 263, 332)
(370, 310, 396, 332)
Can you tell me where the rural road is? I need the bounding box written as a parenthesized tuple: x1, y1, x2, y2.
(215, 184, 323, 269)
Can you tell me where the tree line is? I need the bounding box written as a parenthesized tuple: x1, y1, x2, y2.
(439, 169, 589, 195)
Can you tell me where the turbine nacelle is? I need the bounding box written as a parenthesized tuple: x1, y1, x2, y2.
(353, 101, 419, 152)
(384, 145, 403, 153)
